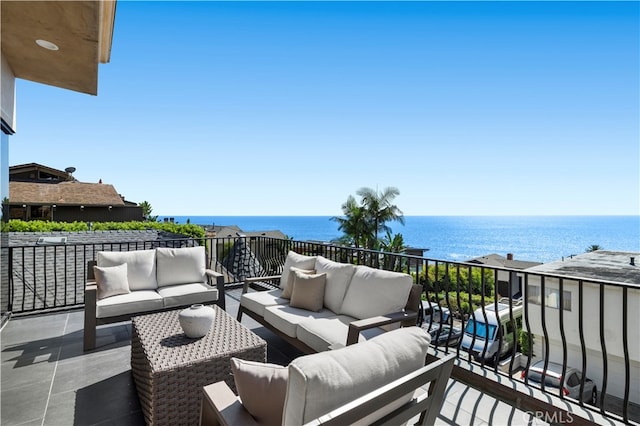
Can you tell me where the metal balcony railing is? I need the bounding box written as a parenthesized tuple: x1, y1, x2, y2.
(1, 235, 637, 424)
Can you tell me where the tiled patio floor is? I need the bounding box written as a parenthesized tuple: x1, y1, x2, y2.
(0, 290, 578, 425)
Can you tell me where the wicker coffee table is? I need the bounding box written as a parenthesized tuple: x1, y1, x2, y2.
(131, 306, 267, 426)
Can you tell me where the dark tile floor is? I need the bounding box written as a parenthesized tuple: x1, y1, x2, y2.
(0, 290, 626, 426)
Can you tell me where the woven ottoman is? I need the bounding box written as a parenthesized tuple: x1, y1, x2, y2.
(131, 306, 266, 425)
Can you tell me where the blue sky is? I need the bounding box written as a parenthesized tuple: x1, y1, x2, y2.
(9, 1, 640, 216)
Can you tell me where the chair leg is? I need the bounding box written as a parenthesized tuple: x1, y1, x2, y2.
(84, 287, 97, 351)
(236, 306, 244, 322)
(83, 311, 96, 351)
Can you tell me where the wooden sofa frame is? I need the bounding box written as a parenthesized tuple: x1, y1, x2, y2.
(236, 276, 423, 354)
(200, 353, 456, 426)
(84, 260, 226, 351)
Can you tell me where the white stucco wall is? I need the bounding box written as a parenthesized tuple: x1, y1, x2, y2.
(1, 52, 17, 132)
(526, 276, 640, 402)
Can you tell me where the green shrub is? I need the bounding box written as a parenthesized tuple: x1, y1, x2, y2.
(519, 329, 534, 356)
(1, 219, 205, 240)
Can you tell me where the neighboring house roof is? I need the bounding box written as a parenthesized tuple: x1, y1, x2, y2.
(467, 253, 542, 270)
(9, 181, 125, 206)
(207, 226, 287, 240)
(242, 230, 287, 239)
(212, 226, 244, 238)
(9, 163, 75, 182)
(526, 250, 640, 284)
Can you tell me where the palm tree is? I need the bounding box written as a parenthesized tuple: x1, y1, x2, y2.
(139, 201, 157, 222)
(331, 195, 368, 248)
(586, 244, 603, 252)
(356, 187, 404, 249)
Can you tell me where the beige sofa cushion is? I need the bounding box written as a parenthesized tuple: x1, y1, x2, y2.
(157, 283, 218, 308)
(340, 266, 413, 319)
(283, 327, 431, 425)
(96, 290, 164, 318)
(231, 358, 288, 426)
(315, 256, 356, 313)
(93, 263, 130, 300)
(263, 305, 336, 338)
(281, 267, 315, 299)
(240, 289, 288, 317)
(97, 249, 157, 291)
(279, 251, 316, 290)
(289, 271, 326, 312)
(156, 246, 206, 287)
(296, 315, 386, 352)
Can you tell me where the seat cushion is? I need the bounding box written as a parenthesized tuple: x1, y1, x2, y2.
(240, 289, 288, 317)
(296, 315, 386, 352)
(283, 327, 431, 425)
(263, 305, 336, 338)
(156, 246, 206, 287)
(97, 249, 157, 291)
(157, 283, 218, 308)
(315, 256, 356, 313)
(96, 290, 164, 318)
(279, 251, 317, 290)
(340, 266, 413, 320)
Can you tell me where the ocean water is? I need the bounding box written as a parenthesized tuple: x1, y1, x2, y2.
(160, 215, 640, 263)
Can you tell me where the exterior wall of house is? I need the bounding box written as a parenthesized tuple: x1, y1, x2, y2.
(1, 53, 16, 209)
(1, 134, 8, 206)
(1, 53, 16, 132)
(526, 276, 640, 402)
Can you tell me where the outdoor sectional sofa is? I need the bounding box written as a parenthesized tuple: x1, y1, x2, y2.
(200, 327, 456, 426)
(84, 245, 225, 351)
(237, 251, 422, 353)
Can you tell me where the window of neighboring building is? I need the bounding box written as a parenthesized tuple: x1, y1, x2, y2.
(527, 285, 571, 311)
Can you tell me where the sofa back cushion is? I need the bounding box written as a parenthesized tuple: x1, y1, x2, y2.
(339, 266, 413, 319)
(279, 251, 317, 290)
(156, 246, 206, 287)
(97, 249, 157, 291)
(283, 327, 431, 425)
(314, 256, 356, 313)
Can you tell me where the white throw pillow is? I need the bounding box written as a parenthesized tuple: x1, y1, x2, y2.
(283, 327, 431, 425)
(97, 249, 157, 291)
(231, 358, 288, 425)
(279, 251, 317, 290)
(93, 263, 130, 300)
(340, 266, 413, 319)
(156, 246, 206, 287)
(314, 256, 356, 313)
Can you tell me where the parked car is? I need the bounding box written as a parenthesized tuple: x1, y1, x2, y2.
(427, 325, 462, 347)
(521, 360, 598, 406)
(423, 303, 451, 325)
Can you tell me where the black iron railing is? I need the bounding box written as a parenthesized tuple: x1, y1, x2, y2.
(2, 235, 637, 423)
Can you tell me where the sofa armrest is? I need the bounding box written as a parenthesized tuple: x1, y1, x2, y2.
(346, 310, 419, 346)
(205, 269, 226, 311)
(200, 381, 259, 426)
(242, 275, 281, 294)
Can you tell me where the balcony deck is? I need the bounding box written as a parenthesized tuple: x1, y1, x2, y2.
(0, 289, 618, 426)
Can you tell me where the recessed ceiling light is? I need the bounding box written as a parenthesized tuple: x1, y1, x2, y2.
(35, 39, 59, 51)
